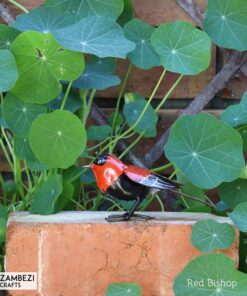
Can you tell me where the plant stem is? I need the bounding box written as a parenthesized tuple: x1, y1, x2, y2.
(0, 138, 14, 171)
(103, 69, 166, 152)
(155, 194, 165, 211)
(169, 168, 178, 180)
(109, 63, 133, 149)
(60, 81, 73, 110)
(151, 162, 173, 172)
(81, 89, 96, 126)
(0, 93, 3, 105)
(119, 130, 145, 159)
(155, 74, 183, 112)
(7, 0, 29, 13)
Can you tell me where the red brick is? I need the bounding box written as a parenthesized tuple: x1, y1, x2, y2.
(6, 212, 239, 296)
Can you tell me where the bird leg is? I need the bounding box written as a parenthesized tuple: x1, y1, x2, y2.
(106, 196, 154, 222)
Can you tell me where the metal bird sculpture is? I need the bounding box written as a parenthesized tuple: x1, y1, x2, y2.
(84, 153, 183, 222)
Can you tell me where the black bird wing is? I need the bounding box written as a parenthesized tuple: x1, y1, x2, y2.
(123, 165, 180, 190)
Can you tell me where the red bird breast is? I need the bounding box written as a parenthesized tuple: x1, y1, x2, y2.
(91, 155, 127, 192)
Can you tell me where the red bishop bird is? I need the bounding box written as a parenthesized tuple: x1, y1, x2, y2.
(84, 153, 181, 222)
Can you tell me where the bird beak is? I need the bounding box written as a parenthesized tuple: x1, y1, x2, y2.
(82, 165, 91, 168)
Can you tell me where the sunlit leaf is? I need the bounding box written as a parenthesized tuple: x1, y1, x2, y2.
(0, 49, 18, 92)
(203, 0, 247, 51)
(53, 16, 135, 58)
(191, 219, 236, 252)
(152, 21, 211, 75)
(11, 31, 84, 103)
(165, 113, 244, 189)
(124, 19, 161, 69)
(29, 110, 87, 168)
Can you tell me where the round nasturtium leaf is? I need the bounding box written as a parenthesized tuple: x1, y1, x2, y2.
(229, 202, 247, 232)
(124, 19, 161, 69)
(48, 89, 82, 113)
(0, 49, 19, 92)
(29, 110, 87, 169)
(106, 283, 141, 296)
(11, 31, 84, 104)
(13, 7, 75, 34)
(203, 0, 247, 51)
(220, 104, 247, 127)
(30, 174, 63, 215)
(165, 113, 245, 189)
(0, 24, 20, 49)
(174, 253, 247, 296)
(240, 129, 247, 152)
(14, 135, 36, 161)
(123, 97, 158, 138)
(73, 57, 120, 90)
(151, 21, 211, 75)
(87, 125, 112, 141)
(2, 93, 47, 136)
(219, 179, 247, 208)
(191, 219, 236, 252)
(53, 16, 135, 59)
(45, 0, 124, 20)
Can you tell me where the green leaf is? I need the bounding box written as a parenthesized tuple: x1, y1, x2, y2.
(220, 104, 247, 127)
(73, 57, 120, 90)
(53, 16, 135, 58)
(29, 110, 87, 169)
(124, 19, 161, 69)
(2, 181, 17, 196)
(0, 49, 19, 92)
(108, 112, 124, 127)
(2, 93, 47, 136)
(229, 202, 247, 232)
(0, 24, 20, 49)
(30, 174, 63, 215)
(48, 88, 82, 112)
(0, 107, 8, 128)
(14, 135, 36, 161)
(54, 181, 74, 212)
(240, 129, 247, 152)
(165, 113, 244, 189)
(87, 125, 112, 141)
(11, 31, 84, 104)
(118, 0, 134, 26)
(174, 253, 247, 296)
(151, 21, 211, 75)
(219, 179, 247, 208)
(0, 205, 8, 243)
(13, 7, 75, 33)
(106, 283, 141, 296)
(45, 0, 124, 20)
(123, 98, 158, 137)
(0, 205, 8, 221)
(203, 0, 247, 51)
(26, 160, 48, 172)
(191, 219, 236, 252)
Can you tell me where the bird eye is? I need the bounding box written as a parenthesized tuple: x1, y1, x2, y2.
(98, 159, 101, 164)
